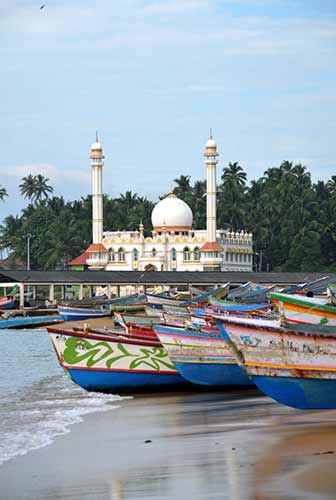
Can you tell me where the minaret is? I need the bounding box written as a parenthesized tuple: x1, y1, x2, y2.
(90, 132, 104, 244)
(204, 128, 219, 243)
(201, 129, 222, 271)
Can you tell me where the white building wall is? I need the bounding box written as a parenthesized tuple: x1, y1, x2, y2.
(95, 228, 253, 272)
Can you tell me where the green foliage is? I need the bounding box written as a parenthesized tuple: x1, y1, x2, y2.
(0, 185, 8, 202)
(0, 162, 336, 272)
(19, 174, 53, 204)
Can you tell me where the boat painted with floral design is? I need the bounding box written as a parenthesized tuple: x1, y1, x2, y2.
(154, 325, 252, 387)
(215, 315, 336, 409)
(48, 327, 185, 391)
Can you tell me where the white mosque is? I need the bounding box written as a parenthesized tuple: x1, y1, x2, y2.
(79, 132, 253, 272)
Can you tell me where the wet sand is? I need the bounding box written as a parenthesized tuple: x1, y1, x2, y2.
(1, 389, 336, 500)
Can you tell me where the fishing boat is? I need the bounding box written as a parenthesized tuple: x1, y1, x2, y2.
(57, 304, 111, 322)
(0, 314, 63, 329)
(226, 282, 251, 301)
(113, 312, 162, 328)
(154, 324, 253, 387)
(271, 292, 336, 325)
(110, 303, 146, 313)
(48, 326, 186, 391)
(208, 300, 272, 314)
(215, 315, 336, 409)
(0, 297, 16, 310)
(145, 293, 189, 310)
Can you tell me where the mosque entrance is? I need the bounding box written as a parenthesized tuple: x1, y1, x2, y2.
(144, 264, 157, 272)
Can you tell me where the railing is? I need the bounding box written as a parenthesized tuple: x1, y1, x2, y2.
(86, 257, 108, 266)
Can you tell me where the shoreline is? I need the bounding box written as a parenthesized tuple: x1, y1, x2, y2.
(1, 389, 336, 499)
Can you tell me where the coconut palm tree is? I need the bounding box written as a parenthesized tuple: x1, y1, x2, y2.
(34, 174, 54, 201)
(0, 186, 8, 202)
(19, 174, 53, 204)
(173, 175, 192, 203)
(19, 174, 37, 202)
(221, 162, 247, 188)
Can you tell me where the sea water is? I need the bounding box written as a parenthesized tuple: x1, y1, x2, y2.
(0, 328, 127, 466)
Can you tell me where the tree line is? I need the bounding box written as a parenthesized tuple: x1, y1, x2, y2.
(0, 163, 335, 271)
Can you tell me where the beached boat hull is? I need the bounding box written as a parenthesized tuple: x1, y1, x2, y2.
(109, 303, 145, 313)
(0, 297, 16, 309)
(271, 292, 336, 325)
(57, 305, 110, 322)
(251, 374, 336, 410)
(50, 331, 186, 391)
(66, 368, 183, 392)
(154, 325, 252, 387)
(0, 315, 63, 329)
(173, 360, 252, 386)
(216, 317, 336, 409)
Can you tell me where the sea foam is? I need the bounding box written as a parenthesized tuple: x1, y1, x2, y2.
(0, 373, 130, 466)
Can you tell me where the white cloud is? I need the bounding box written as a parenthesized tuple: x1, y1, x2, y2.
(1, 164, 90, 187)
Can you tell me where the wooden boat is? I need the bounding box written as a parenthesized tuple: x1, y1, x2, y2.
(154, 324, 253, 387)
(145, 293, 189, 309)
(226, 282, 251, 301)
(109, 303, 145, 313)
(48, 326, 186, 391)
(0, 297, 16, 309)
(271, 292, 336, 325)
(215, 315, 336, 409)
(208, 300, 272, 314)
(113, 312, 162, 328)
(57, 304, 111, 321)
(145, 304, 165, 318)
(0, 314, 63, 329)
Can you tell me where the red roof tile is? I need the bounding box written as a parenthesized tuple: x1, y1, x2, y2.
(86, 243, 108, 253)
(68, 251, 90, 266)
(200, 242, 223, 252)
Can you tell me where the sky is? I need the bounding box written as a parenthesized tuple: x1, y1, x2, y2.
(1, 0, 336, 222)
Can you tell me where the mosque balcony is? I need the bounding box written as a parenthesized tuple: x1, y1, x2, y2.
(200, 254, 223, 265)
(140, 252, 165, 262)
(86, 256, 109, 267)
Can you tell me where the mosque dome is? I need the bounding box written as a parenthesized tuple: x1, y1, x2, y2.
(151, 194, 193, 231)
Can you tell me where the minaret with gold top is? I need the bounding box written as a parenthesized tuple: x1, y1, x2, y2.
(201, 129, 222, 270)
(90, 132, 104, 244)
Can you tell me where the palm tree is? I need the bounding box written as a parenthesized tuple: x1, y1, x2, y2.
(221, 162, 247, 188)
(19, 174, 53, 204)
(173, 175, 192, 201)
(19, 174, 37, 202)
(34, 174, 53, 201)
(0, 186, 8, 202)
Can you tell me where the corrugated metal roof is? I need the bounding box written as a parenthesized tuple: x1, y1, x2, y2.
(0, 270, 333, 285)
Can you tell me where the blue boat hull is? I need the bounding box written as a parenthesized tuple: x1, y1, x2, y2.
(60, 312, 109, 321)
(252, 375, 336, 409)
(67, 368, 186, 392)
(0, 315, 63, 329)
(173, 360, 253, 387)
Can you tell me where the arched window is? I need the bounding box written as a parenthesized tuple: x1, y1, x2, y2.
(194, 247, 201, 261)
(152, 247, 157, 257)
(109, 248, 115, 262)
(171, 248, 177, 262)
(183, 247, 191, 261)
(118, 247, 125, 262)
(133, 248, 138, 262)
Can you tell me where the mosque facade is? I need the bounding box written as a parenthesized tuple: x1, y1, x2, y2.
(80, 132, 253, 272)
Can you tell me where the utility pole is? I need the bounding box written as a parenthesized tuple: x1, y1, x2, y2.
(27, 233, 32, 271)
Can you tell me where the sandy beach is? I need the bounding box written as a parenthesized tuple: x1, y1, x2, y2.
(1, 388, 336, 500)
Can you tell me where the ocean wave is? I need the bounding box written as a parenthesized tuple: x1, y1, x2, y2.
(0, 373, 130, 466)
